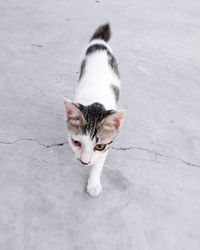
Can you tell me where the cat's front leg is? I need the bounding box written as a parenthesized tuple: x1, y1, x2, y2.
(87, 152, 108, 197)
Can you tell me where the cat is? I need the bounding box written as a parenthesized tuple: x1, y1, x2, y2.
(64, 23, 125, 197)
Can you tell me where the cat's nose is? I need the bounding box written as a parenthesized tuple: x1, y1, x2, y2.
(80, 160, 91, 166)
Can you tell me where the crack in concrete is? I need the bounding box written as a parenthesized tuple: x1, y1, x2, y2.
(112, 146, 200, 168)
(0, 138, 68, 148)
(180, 160, 200, 168)
(0, 139, 199, 169)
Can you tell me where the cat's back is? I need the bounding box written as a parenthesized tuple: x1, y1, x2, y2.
(74, 24, 120, 110)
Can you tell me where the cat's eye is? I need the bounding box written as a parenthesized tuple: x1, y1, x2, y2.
(72, 139, 81, 147)
(94, 144, 106, 151)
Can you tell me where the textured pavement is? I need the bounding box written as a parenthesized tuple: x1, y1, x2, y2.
(0, 0, 200, 249)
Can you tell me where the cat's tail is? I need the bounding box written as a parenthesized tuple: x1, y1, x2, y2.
(90, 23, 111, 42)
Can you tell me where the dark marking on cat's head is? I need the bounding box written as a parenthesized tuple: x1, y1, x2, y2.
(64, 99, 125, 143)
(78, 103, 114, 139)
(90, 23, 111, 42)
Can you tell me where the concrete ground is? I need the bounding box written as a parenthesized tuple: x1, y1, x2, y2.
(0, 0, 200, 249)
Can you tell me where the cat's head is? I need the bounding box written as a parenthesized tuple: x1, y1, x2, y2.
(64, 98, 125, 166)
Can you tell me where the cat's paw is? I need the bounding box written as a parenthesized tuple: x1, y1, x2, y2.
(87, 182, 102, 197)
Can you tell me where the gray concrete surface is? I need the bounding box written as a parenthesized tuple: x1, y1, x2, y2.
(0, 0, 200, 249)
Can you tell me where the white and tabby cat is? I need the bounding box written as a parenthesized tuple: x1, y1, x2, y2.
(64, 23, 125, 196)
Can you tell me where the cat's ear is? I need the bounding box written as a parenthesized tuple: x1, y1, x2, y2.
(101, 110, 126, 130)
(64, 98, 85, 126)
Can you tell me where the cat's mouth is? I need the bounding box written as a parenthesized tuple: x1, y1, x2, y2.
(78, 158, 92, 167)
